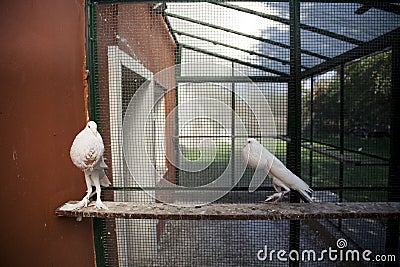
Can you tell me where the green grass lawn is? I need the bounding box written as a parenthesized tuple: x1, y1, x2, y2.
(301, 137, 389, 202)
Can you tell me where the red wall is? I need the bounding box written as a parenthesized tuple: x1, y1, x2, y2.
(0, 1, 95, 266)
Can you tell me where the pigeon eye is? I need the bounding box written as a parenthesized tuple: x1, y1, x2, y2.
(248, 140, 251, 143)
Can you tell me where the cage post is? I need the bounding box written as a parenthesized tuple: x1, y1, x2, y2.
(231, 62, 236, 187)
(385, 38, 400, 266)
(86, 0, 99, 122)
(338, 63, 345, 231)
(174, 44, 182, 185)
(339, 64, 345, 203)
(288, 0, 301, 266)
(308, 76, 314, 186)
(85, 1, 108, 267)
(93, 218, 108, 267)
(164, 87, 178, 186)
(287, 0, 302, 202)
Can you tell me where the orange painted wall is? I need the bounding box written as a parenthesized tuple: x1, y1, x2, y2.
(95, 3, 177, 185)
(116, 4, 177, 74)
(116, 3, 177, 182)
(0, 0, 95, 266)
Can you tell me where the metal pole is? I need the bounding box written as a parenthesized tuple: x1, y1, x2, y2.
(288, 1, 301, 266)
(309, 76, 314, 186)
(385, 39, 400, 267)
(288, 0, 302, 203)
(86, 0, 99, 122)
(174, 44, 182, 185)
(339, 63, 345, 230)
(86, 2, 109, 267)
(231, 62, 236, 187)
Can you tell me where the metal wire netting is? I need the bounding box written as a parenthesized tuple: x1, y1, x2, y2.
(87, 1, 400, 266)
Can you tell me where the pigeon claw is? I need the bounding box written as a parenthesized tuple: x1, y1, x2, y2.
(94, 200, 108, 210)
(82, 197, 90, 207)
(265, 192, 284, 202)
(264, 192, 290, 204)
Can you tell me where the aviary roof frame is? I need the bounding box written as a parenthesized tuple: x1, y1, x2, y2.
(89, 0, 400, 78)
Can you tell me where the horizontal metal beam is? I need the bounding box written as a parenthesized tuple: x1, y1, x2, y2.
(301, 27, 400, 79)
(173, 29, 310, 70)
(104, 186, 400, 192)
(354, 4, 373, 15)
(301, 143, 361, 164)
(177, 75, 289, 83)
(181, 43, 290, 76)
(57, 201, 400, 220)
(166, 12, 330, 60)
(355, 2, 400, 16)
(300, 137, 390, 161)
(211, 1, 364, 46)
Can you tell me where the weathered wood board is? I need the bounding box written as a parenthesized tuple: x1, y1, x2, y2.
(56, 201, 400, 220)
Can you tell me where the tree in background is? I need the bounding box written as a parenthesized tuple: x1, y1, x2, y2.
(344, 50, 391, 134)
(303, 50, 391, 138)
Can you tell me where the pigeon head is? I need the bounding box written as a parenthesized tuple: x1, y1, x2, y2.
(247, 138, 257, 144)
(87, 121, 98, 136)
(243, 138, 255, 148)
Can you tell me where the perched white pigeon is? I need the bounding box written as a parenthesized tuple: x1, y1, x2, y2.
(242, 138, 313, 204)
(61, 121, 111, 211)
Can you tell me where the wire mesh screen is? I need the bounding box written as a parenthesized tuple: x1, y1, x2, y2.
(88, 1, 400, 266)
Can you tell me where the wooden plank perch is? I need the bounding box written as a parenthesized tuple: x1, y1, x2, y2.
(56, 201, 400, 220)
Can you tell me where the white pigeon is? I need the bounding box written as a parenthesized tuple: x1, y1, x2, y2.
(242, 138, 313, 204)
(61, 121, 111, 211)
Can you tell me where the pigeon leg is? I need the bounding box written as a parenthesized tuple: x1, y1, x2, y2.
(272, 190, 289, 204)
(264, 179, 284, 204)
(80, 171, 93, 207)
(270, 184, 291, 204)
(264, 192, 290, 205)
(264, 192, 284, 204)
(92, 173, 108, 210)
(264, 185, 291, 204)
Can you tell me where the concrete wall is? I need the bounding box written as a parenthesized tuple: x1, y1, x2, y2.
(0, 1, 95, 266)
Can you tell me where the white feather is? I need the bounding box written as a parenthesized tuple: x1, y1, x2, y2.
(242, 138, 313, 203)
(66, 121, 111, 210)
(70, 121, 104, 170)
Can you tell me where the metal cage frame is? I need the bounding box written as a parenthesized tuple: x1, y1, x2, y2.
(83, 1, 400, 266)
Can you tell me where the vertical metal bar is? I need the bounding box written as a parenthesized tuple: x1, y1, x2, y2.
(231, 62, 236, 187)
(175, 44, 182, 185)
(309, 76, 314, 186)
(339, 64, 345, 201)
(86, 0, 99, 122)
(288, 1, 301, 266)
(385, 41, 400, 267)
(93, 218, 107, 267)
(86, 1, 108, 267)
(287, 0, 302, 202)
(338, 63, 345, 230)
